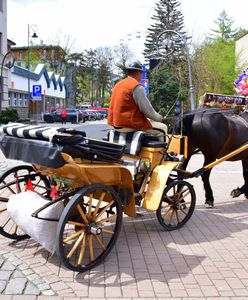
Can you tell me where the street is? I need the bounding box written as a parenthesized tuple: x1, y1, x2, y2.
(0, 122, 248, 299)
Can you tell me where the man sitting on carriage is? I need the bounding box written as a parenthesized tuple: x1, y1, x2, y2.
(108, 61, 168, 142)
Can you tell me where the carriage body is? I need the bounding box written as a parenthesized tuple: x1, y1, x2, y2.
(0, 123, 195, 272)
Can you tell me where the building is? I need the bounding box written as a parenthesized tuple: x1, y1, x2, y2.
(235, 32, 248, 69)
(11, 44, 75, 108)
(0, 0, 8, 110)
(11, 44, 66, 75)
(8, 63, 66, 120)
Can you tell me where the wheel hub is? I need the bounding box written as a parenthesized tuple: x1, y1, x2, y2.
(87, 223, 102, 235)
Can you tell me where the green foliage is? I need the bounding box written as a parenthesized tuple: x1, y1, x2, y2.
(143, 0, 186, 61)
(208, 10, 238, 41)
(0, 108, 19, 124)
(192, 38, 237, 99)
(148, 63, 180, 114)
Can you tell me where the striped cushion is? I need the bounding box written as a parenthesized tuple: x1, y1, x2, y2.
(0, 123, 60, 141)
(108, 130, 145, 155)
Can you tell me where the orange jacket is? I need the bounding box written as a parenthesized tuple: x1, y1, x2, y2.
(108, 77, 152, 130)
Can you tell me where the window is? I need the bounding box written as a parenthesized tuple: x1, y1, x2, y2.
(18, 94, 23, 106)
(8, 92, 12, 106)
(13, 93, 17, 106)
(0, 0, 3, 12)
(24, 94, 28, 107)
(19, 51, 23, 60)
(42, 49, 47, 61)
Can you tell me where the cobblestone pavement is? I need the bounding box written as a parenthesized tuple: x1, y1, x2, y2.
(0, 151, 248, 299)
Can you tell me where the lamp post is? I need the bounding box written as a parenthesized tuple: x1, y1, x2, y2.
(27, 24, 38, 118)
(156, 30, 195, 110)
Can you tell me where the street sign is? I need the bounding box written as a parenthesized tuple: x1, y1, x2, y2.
(32, 96, 42, 101)
(32, 85, 42, 97)
(141, 79, 149, 94)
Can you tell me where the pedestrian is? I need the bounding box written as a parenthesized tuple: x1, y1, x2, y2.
(60, 108, 67, 125)
(108, 61, 167, 141)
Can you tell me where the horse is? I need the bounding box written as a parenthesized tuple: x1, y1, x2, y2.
(174, 107, 248, 207)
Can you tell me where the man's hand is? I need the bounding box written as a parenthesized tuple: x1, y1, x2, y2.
(159, 115, 164, 122)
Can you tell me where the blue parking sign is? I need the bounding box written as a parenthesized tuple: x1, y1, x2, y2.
(32, 85, 42, 97)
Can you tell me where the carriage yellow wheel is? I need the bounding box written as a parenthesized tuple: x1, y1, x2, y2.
(56, 184, 123, 272)
(0, 165, 50, 240)
(156, 180, 196, 230)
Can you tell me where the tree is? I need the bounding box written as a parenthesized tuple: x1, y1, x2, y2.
(143, 0, 186, 61)
(148, 63, 180, 131)
(208, 10, 238, 41)
(191, 38, 237, 98)
(95, 47, 113, 105)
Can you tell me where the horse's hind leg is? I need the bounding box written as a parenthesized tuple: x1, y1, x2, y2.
(201, 168, 214, 208)
(231, 160, 248, 198)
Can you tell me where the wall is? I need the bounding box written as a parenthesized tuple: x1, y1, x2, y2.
(0, 0, 8, 110)
(236, 34, 248, 69)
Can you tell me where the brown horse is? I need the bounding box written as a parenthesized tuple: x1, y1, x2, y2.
(174, 107, 248, 207)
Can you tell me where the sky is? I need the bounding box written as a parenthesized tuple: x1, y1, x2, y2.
(7, 0, 248, 61)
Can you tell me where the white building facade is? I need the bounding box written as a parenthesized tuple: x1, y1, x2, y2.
(0, 0, 8, 110)
(8, 64, 66, 119)
(235, 33, 248, 70)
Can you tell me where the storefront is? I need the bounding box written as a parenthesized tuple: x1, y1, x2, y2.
(8, 63, 66, 120)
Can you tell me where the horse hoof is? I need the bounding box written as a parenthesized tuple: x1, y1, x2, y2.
(230, 188, 242, 198)
(205, 200, 214, 208)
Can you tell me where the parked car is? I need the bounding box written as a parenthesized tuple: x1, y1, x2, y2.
(84, 109, 103, 121)
(43, 108, 84, 123)
(84, 110, 97, 121)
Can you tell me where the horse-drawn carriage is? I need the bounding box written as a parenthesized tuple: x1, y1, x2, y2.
(0, 99, 248, 272)
(0, 123, 195, 272)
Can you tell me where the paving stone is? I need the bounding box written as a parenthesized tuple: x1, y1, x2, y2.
(2, 261, 16, 271)
(5, 277, 28, 294)
(0, 270, 13, 280)
(0, 279, 7, 292)
(12, 270, 26, 278)
(24, 281, 41, 295)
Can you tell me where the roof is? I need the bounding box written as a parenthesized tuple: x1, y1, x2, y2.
(12, 63, 66, 92)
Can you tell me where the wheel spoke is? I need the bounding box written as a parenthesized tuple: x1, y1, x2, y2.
(77, 234, 87, 265)
(67, 221, 85, 227)
(67, 231, 85, 258)
(1, 180, 16, 195)
(102, 229, 115, 234)
(87, 193, 93, 219)
(94, 201, 114, 222)
(14, 173, 21, 193)
(2, 217, 11, 228)
(166, 195, 174, 203)
(163, 207, 173, 220)
(13, 224, 18, 235)
(168, 209, 175, 224)
(177, 189, 190, 201)
(63, 229, 84, 244)
(95, 214, 117, 225)
(92, 192, 106, 219)
(76, 204, 89, 224)
(175, 210, 180, 224)
(88, 235, 94, 262)
(93, 235, 106, 250)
